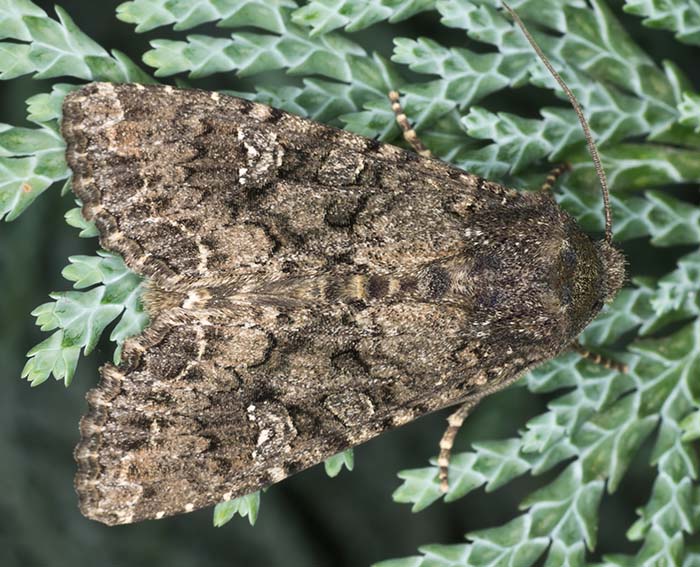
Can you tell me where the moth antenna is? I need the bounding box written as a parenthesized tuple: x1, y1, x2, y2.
(501, 1, 614, 244)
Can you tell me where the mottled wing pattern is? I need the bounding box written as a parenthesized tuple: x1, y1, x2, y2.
(74, 298, 477, 525)
(63, 83, 478, 283)
(62, 83, 569, 525)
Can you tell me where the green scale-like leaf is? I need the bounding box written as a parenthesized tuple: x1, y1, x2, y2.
(213, 492, 261, 527)
(0, 122, 67, 221)
(291, 0, 436, 36)
(0, 2, 151, 82)
(22, 252, 147, 386)
(623, 0, 700, 46)
(324, 448, 355, 477)
(679, 92, 700, 134)
(117, 0, 298, 33)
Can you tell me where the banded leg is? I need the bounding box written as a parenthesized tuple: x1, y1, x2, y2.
(539, 163, 571, 192)
(388, 91, 433, 158)
(570, 342, 628, 373)
(437, 367, 528, 492)
(438, 395, 483, 493)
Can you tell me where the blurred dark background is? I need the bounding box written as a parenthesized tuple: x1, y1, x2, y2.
(1, 1, 697, 566)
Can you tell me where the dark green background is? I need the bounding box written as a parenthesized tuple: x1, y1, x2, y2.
(1, 1, 695, 565)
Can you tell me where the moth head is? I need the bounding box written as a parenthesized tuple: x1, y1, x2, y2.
(558, 222, 626, 336)
(595, 240, 626, 303)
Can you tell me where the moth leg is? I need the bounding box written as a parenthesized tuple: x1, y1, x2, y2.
(438, 364, 537, 492)
(539, 162, 571, 192)
(438, 395, 483, 493)
(388, 91, 433, 158)
(570, 342, 628, 373)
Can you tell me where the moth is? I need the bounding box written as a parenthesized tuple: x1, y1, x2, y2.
(61, 4, 625, 525)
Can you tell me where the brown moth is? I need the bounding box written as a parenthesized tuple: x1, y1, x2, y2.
(61, 5, 625, 526)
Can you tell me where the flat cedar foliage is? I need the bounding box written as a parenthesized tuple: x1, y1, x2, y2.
(1, 0, 700, 565)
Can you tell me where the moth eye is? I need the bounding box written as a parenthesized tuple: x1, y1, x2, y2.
(562, 247, 577, 270)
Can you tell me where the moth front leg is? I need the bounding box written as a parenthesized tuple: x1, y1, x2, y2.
(388, 91, 433, 158)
